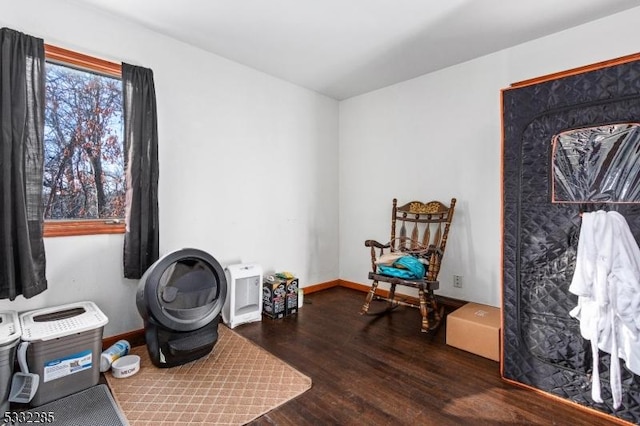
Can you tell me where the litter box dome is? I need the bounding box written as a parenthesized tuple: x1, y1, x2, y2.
(136, 248, 227, 332)
(136, 248, 228, 367)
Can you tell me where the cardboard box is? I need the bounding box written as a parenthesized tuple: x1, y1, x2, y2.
(262, 280, 286, 319)
(446, 302, 501, 362)
(284, 278, 299, 316)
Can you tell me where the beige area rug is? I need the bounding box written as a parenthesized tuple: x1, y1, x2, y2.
(105, 325, 312, 425)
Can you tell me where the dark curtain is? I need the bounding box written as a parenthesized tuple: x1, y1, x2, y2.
(0, 28, 47, 300)
(122, 63, 159, 279)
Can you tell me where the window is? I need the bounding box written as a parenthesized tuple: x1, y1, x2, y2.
(43, 45, 125, 237)
(551, 123, 640, 203)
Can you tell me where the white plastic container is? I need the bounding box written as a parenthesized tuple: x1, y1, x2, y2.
(0, 311, 21, 416)
(100, 340, 130, 372)
(19, 301, 108, 406)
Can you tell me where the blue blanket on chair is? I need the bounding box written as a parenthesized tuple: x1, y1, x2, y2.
(377, 255, 425, 279)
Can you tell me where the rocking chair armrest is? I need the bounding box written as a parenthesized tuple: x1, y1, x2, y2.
(365, 239, 390, 274)
(364, 240, 390, 249)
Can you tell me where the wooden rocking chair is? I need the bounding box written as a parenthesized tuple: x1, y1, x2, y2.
(360, 198, 456, 333)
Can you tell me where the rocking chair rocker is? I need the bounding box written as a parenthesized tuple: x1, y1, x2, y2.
(360, 198, 456, 333)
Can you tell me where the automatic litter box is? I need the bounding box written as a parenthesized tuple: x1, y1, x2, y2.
(0, 311, 21, 416)
(137, 248, 227, 368)
(19, 301, 108, 406)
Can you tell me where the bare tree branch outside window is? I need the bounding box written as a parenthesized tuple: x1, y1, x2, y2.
(43, 62, 124, 220)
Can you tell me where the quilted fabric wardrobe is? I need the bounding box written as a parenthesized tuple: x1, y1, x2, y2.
(502, 54, 640, 424)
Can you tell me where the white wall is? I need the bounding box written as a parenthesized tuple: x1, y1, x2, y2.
(2, 1, 639, 335)
(339, 7, 640, 307)
(0, 0, 339, 337)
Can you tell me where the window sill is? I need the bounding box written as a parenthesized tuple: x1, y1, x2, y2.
(44, 220, 125, 238)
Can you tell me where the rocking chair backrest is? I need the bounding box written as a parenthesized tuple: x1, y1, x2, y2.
(390, 198, 456, 280)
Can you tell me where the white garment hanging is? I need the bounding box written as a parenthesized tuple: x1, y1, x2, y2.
(569, 210, 640, 409)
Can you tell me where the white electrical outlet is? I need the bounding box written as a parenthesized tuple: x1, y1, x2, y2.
(453, 275, 463, 288)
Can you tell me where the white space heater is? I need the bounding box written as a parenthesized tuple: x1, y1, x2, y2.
(222, 264, 263, 328)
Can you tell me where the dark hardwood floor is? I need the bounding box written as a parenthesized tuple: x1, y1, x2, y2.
(235, 287, 622, 426)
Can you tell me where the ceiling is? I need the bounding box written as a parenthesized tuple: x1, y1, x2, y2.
(69, 0, 640, 100)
